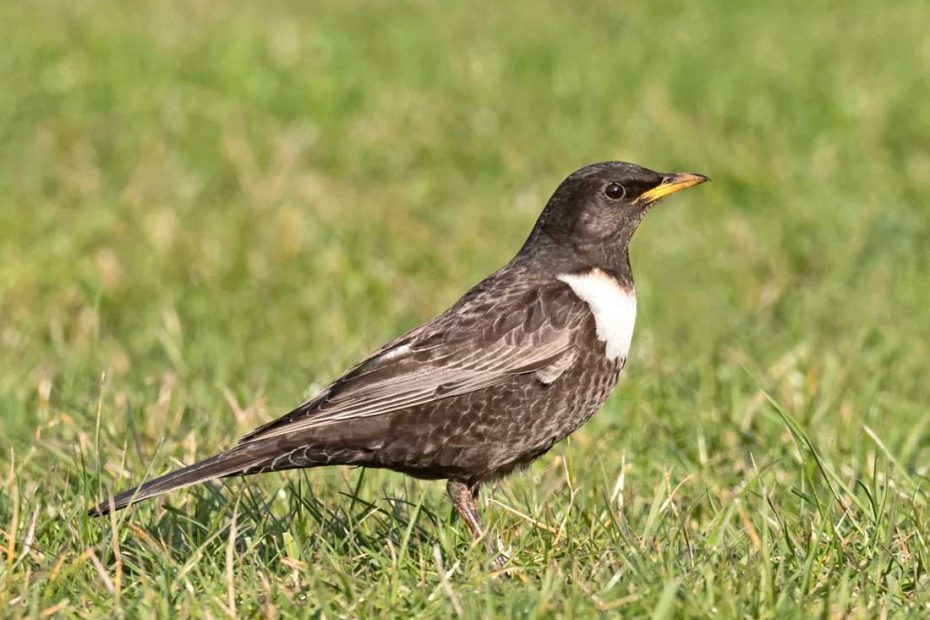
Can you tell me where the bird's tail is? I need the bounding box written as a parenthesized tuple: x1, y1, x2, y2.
(88, 442, 276, 517)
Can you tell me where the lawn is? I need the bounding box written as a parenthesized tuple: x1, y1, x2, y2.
(2, 0, 929, 616)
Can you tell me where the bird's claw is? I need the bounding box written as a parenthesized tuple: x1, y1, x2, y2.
(490, 536, 510, 569)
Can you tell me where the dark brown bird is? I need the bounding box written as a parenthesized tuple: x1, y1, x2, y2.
(90, 162, 707, 557)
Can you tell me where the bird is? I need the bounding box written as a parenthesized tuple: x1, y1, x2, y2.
(89, 161, 707, 559)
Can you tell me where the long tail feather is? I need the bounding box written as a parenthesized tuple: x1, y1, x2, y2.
(88, 443, 272, 517)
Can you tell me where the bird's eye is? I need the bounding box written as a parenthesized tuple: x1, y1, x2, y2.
(604, 183, 626, 200)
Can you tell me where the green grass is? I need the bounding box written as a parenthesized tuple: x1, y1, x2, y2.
(2, 0, 930, 616)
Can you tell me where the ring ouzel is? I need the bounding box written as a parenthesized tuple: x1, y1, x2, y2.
(90, 161, 708, 560)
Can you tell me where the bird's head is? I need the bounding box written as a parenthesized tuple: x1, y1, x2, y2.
(529, 162, 708, 262)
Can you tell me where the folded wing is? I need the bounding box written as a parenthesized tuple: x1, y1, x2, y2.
(239, 275, 585, 444)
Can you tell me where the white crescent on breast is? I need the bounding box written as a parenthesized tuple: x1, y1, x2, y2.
(557, 269, 637, 362)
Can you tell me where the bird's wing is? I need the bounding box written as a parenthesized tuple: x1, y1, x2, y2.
(238, 273, 586, 444)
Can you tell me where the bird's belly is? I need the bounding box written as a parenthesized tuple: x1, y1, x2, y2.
(367, 346, 623, 480)
(507, 348, 624, 461)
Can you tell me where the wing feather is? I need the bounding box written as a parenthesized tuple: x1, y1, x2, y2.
(238, 272, 586, 444)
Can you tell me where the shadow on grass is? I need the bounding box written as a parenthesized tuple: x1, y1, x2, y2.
(96, 470, 451, 580)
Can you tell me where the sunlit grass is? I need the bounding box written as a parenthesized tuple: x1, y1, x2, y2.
(1, 0, 929, 616)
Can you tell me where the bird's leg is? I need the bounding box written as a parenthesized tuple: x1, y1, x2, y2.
(447, 480, 484, 539)
(447, 480, 508, 568)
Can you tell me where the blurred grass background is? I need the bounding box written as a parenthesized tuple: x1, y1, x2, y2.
(1, 0, 929, 616)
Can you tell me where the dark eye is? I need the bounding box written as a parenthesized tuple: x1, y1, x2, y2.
(604, 183, 625, 200)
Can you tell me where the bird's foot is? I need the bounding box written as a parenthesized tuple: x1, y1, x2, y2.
(489, 536, 510, 570)
(490, 553, 509, 570)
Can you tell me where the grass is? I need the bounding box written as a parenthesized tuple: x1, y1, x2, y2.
(1, 0, 929, 616)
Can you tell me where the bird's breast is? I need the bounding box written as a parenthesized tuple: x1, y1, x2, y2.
(556, 269, 637, 362)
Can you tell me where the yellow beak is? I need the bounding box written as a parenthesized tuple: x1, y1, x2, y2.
(636, 172, 709, 205)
